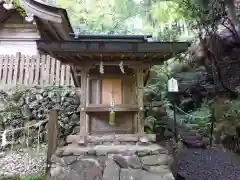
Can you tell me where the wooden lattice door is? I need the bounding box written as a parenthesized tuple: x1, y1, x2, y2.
(101, 79, 122, 104)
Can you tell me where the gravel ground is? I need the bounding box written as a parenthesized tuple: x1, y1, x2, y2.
(0, 147, 46, 178)
(171, 148, 240, 180)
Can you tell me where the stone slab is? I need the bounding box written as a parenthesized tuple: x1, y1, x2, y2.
(120, 169, 142, 180)
(70, 158, 103, 180)
(61, 144, 163, 156)
(140, 154, 171, 166)
(120, 169, 165, 180)
(143, 165, 170, 173)
(103, 158, 120, 180)
(113, 154, 142, 169)
(66, 134, 156, 144)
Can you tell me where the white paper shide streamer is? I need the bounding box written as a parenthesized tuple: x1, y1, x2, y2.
(25, 13, 34, 22)
(3, 0, 13, 10)
(99, 61, 104, 74)
(119, 61, 125, 74)
(1, 130, 7, 147)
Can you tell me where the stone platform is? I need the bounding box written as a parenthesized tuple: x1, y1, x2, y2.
(47, 134, 174, 180)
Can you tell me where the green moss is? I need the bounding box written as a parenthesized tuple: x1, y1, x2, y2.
(13, 0, 26, 16)
(0, 176, 44, 180)
(21, 176, 44, 180)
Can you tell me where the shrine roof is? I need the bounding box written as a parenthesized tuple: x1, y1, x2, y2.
(0, 0, 73, 40)
(36, 35, 190, 65)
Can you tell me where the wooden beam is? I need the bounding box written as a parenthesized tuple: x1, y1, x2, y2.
(38, 51, 168, 58)
(37, 55, 166, 67)
(78, 60, 163, 66)
(85, 104, 138, 112)
(46, 21, 61, 40)
(70, 66, 81, 87)
(37, 40, 190, 54)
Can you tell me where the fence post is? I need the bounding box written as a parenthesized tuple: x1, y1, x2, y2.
(14, 52, 21, 83)
(46, 109, 58, 176)
(209, 105, 216, 147)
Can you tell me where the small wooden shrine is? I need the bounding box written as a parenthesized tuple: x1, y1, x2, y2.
(37, 34, 189, 135)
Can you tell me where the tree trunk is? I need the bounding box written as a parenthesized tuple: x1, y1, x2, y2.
(225, 0, 240, 25)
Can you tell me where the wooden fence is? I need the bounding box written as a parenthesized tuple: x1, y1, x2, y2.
(0, 53, 74, 87)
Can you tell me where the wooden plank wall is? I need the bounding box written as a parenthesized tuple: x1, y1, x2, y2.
(0, 53, 74, 87)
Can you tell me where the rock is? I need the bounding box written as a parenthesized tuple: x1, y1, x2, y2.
(142, 165, 170, 173)
(0, 152, 5, 158)
(162, 172, 175, 180)
(136, 150, 150, 157)
(125, 155, 142, 169)
(45, 143, 174, 180)
(0, 86, 81, 149)
(97, 156, 108, 169)
(140, 155, 171, 166)
(51, 154, 65, 165)
(70, 158, 103, 180)
(164, 130, 174, 139)
(120, 169, 163, 180)
(113, 155, 129, 168)
(139, 136, 149, 143)
(62, 156, 77, 165)
(136, 141, 152, 146)
(181, 139, 206, 148)
(113, 154, 142, 169)
(50, 165, 63, 177)
(120, 169, 142, 180)
(103, 158, 120, 180)
(141, 170, 167, 180)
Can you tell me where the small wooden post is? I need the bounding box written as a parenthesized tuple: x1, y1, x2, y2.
(46, 109, 58, 175)
(79, 67, 88, 144)
(135, 67, 145, 133)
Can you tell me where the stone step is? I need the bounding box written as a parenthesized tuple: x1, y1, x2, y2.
(57, 144, 169, 157)
(66, 134, 156, 145)
(166, 119, 207, 148)
(181, 139, 207, 148)
(179, 132, 203, 141)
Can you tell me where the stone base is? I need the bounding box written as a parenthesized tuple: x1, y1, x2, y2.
(66, 134, 157, 145)
(47, 134, 174, 180)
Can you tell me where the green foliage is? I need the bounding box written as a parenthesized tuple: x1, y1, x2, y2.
(13, 0, 26, 16)
(173, 0, 225, 37)
(215, 98, 240, 136)
(151, 1, 182, 23)
(8, 85, 30, 102)
(50, 0, 191, 39)
(0, 176, 44, 180)
(144, 64, 169, 102)
(21, 176, 44, 180)
(55, 0, 146, 34)
(184, 103, 211, 137)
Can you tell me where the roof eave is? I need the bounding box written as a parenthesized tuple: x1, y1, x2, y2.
(20, 0, 73, 40)
(36, 40, 190, 65)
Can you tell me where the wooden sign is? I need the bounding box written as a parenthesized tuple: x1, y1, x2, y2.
(168, 77, 179, 92)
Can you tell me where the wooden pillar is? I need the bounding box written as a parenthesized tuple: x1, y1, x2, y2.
(86, 74, 90, 133)
(46, 109, 58, 175)
(79, 68, 88, 142)
(135, 67, 145, 133)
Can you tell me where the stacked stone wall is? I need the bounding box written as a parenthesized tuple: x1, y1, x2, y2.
(47, 134, 174, 180)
